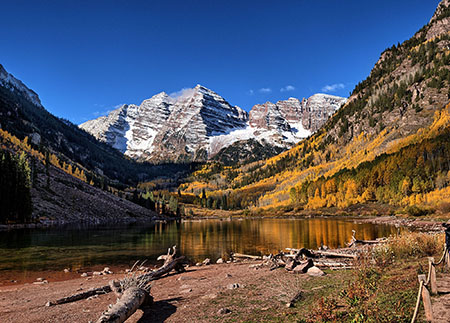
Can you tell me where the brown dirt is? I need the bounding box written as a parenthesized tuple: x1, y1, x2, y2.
(432, 269, 450, 323)
(0, 261, 323, 323)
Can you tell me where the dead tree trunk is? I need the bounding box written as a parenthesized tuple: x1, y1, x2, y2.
(47, 246, 185, 308)
(95, 246, 182, 323)
(96, 287, 151, 323)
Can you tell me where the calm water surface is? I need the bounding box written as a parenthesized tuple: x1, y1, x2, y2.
(0, 218, 400, 278)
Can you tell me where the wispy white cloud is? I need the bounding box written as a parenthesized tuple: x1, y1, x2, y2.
(169, 87, 196, 100)
(92, 104, 123, 117)
(280, 85, 295, 92)
(321, 83, 345, 92)
(247, 89, 254, 95)
(259, 87, 272, 93)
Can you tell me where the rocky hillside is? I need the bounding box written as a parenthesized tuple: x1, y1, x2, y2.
(0, 63, 191, 186)
(0, 63, 186, 223)
(81, 86, 345, 164)
(182, 0, 450, 210)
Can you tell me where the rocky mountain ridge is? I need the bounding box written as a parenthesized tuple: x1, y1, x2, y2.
(81, 86, 345, 163)
(0, 64, 42, 108)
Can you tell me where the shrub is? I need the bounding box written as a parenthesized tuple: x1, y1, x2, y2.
(373, 232, 444, 261)
(405, 205, 431, 217)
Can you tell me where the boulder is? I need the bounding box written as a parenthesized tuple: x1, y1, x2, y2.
(292, 259, 314, 274)
(307, 266, 326, 277)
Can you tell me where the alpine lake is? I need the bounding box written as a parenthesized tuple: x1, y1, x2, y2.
(0, 217, 402, 284)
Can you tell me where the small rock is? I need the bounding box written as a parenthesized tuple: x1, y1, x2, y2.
(307, 266, 326, 277)
(180, 288, 192, 293)
(195, 262, 202, 267)
(103, 267, 110, 272)
(45, 301, 53, 307)
(201, 294, 217, 299)
(285, 258, 297, 271)
(125, 269, 131, 273)
(293, 259, 314, 274)
(202, 258, 211, 266)
(180, 284, 191, 289)
(81, 273, 88, 277)
(218, 308, 231, 315)
(33, 280, 48, 285)
(216, 258, 224, 264)
(226, 261, 231, 264)
(227, 283, 241, 289)
(63, 268, 71, 273)
(93, 271, 103, 276)
(36, 277, 45, 282)
(225, 273, 232, 278)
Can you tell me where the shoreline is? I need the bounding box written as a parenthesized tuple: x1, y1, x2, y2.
(0, 215, 180, 231)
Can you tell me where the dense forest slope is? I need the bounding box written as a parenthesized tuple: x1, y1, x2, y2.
(181, 0, 450, 214)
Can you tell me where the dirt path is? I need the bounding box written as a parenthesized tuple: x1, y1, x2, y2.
(432, 270, 450, 322)
(0, 261, 327, 323)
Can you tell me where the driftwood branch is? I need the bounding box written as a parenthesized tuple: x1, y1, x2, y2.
(47, 246, 185, 308)
(95, 246, 183, 323)
(46, 286, 112, 306)
(96, 287, 152, 323)
(232, 253, 262, 260)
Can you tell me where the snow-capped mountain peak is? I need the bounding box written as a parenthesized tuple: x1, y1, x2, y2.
(80, 86, 346, 163)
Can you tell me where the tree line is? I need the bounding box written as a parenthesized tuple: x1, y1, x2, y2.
(0, 150, 32, 223)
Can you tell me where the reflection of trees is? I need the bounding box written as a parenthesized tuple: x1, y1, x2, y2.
(0, 219, 401, 272)
(177, 219, 400, 262)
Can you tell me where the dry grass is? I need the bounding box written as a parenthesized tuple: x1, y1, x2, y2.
(372, 232, 444, 267)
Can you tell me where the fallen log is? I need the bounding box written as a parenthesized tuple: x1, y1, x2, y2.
(313, 261, 352, 268)
(96, 287, 152, 323)
(47, 246, 185, 307)
(95, 246, 181, 323)
(347, 230, 386, 247)
(314, 251, 357, 259)
(285, 248, 356, 259)
(45, 285, 112, 306)
(232, 253, 262, 260)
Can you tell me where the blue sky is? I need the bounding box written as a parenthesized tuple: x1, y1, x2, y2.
(0, 0, 441, 124)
